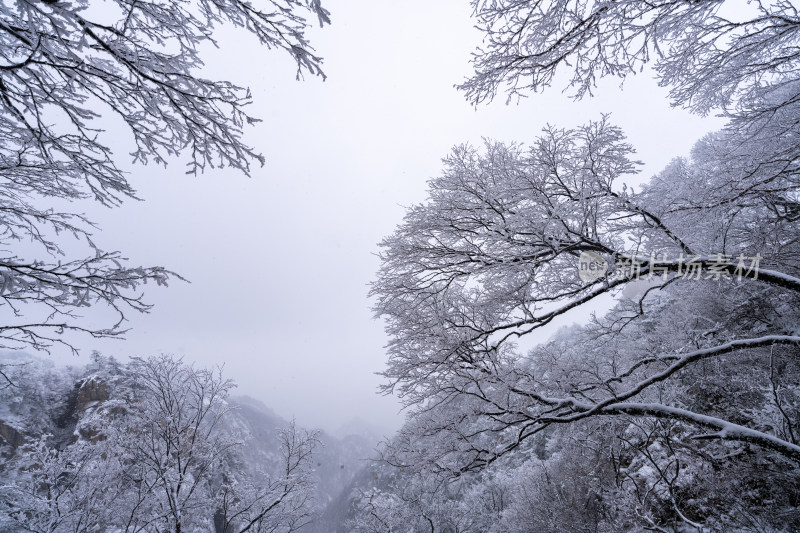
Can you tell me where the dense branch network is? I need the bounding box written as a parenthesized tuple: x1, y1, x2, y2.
(373, 118, 800, 473)
(0, 0, 329, 354)
(461, 0, 800, 116)
(364, 1, 800, 529)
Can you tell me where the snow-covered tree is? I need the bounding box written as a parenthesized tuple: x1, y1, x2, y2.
(369, 0, 800, 529)
(0, 0, 329, 357)
(106, 355, 238, 532)
(216, 421, 320, 533)
(0, 355, 321, 533)
(460, 0, 799, 114)
(107, 355, 321, 533)
(373, 117, 800, 459)
(0, 435, 120, 533)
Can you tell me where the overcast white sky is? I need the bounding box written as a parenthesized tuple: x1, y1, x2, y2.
(66, 0, 722, 434)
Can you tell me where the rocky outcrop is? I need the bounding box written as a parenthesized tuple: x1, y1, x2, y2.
(76, 376, 109, 412)
(0, 420, 26, 450)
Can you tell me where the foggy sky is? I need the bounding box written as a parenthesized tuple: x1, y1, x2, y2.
(65, 0, 722, 434)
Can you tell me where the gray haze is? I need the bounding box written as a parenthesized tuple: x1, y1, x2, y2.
(58, 0, 721, 434)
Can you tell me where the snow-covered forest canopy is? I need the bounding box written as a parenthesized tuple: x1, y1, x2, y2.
(1, 0, 799, 531)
